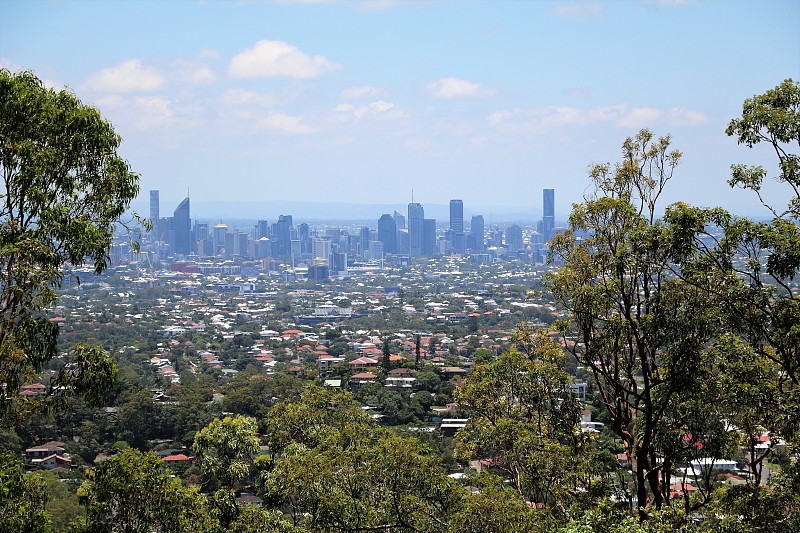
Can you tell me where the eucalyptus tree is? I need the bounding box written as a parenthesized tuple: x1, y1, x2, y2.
(193, 415, 261, 529)
(455, 327, 617, 519)
(546, 130, 729, 514)
(260, 386, 466, 532)
(76, 448, 213, 533)
(661, 79, 800, 525)
(1, 69, 140, 420)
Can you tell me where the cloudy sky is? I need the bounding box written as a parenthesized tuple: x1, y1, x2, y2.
(2, 0, 798, 217)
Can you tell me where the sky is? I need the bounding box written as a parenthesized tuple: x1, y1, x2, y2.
(1, 0, 799, 219)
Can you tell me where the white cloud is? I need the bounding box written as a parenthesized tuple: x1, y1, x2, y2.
(340, 85, 384, 100)
(172, 61, 216, 85)
(198, 48, 220, 59)
(550, 2, 603, 17)
(427, 77, 495, 99)
(228, 40, 340, 79)
(488, 103, 706, 132)
(614, 107, 662, 128)
(0, 57, 24, 71)
(130, 96, 175, 129)
(332, 100, 402, 121)
(84, 59, 165, 93)
(357, 0, 398, 11)
(666, 107, 708, 125)
(260, 112, 317, 134)
(221, 88, 277, 107)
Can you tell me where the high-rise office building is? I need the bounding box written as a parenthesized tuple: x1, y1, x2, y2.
(172, 197, 191, 256)
(449, 200, 464, 234)
(368, 240, 384, 260)
(213, 223, 228, 256)
(543, 188, 555, 243)
(377, 214, 397, 254)
(397, 229, 409, 256)
(470, 215, 484, 251)
(312, 237, 332, 266)
(407, 203, 424, 258)
(256, 220, 270, 239)
(194, 222, 209, 256)
(449, 199, 465, 253)
(506, 224, 523, 253)
(149, 190, 159, 236)
(273, 215, 293, 258)
(359, 226, 370, 256)
(423, 218, 437, 256)
(393, 210, 406, 230)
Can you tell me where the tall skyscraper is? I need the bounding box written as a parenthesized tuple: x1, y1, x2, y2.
(506, 224, 523, 253)
(256, 220, 270, 239)
(359, 226, 370, 256)
(393, 210, 406, 230)
(543, 188, 555, 243)
(172, 197, 191, 256)
(149, 191, 159, 236)
(470, 215, 484, 251)
(423, 218, 437, 256)
(449, 199, 464, 233)
(407, 203, 424, 258)
(273, 215, 293, 258)
(449, 199, 465, 253)
(377, 214, 397, 254)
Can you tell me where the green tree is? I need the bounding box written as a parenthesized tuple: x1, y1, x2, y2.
(37, 470, 85, 531)
(546, 130, 729, 514)
(0, 69, 139, 420)
(448, 473, 535, 533)
(261, 386, 466, 531)
(0, 451, 50, 533)
(76, 448, 213, 533)
(193, 415, 260, 528)
(659, 80, 800, 522)
(725, 78, 799, 220)
(455, 328, 614, 518)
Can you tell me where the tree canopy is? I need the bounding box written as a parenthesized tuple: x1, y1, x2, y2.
(0, 69, 139, 419)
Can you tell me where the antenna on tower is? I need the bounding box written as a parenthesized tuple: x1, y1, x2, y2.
(411, 189, 414, 203)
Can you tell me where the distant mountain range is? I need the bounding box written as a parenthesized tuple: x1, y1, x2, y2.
(130, 200, 553, 225)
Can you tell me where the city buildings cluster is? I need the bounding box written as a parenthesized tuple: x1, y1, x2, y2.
(122, 190, 559, 279)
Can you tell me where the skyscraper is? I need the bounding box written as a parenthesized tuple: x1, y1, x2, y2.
(449, 199, 464, 234)
(423, 218, 437, 256)
(149, 190, 159, 237)
(377, 214, 397, 254)
(172, 197, 191, 256)
(393, 210, 406, 230)
(506, 224, 523, 253)
(543, 188, 555, 243)
(407, 203, 424, 258)
(273, 215, 293, 258)
(256, 220, 270, 239)
(213, 223, 228, 256)
(449, 199, 465, 253)
(359, 226, 370, 256)
(470, 215, 484, 251)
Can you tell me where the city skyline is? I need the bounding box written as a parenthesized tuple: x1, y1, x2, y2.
(3, 1, 797, 216)
(144, 188, 557, 266)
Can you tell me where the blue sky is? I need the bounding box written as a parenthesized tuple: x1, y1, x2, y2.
(2, 0, 798, 218)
